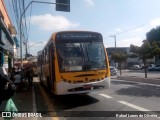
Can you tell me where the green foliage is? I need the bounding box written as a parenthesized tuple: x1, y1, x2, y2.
(111, 51, 127, 75)
(151, 41, 160, 55)
(128, 54, 138, 58)
(146, 26, 160, 44)
(130, 44, 140, 54)
(130, 40, 153, 61)
(130, 40, 154, 78)
(111, 51, 128, 63)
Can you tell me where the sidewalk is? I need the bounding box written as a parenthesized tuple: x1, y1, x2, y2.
(0, 77, 52, 119)
(111, 70, 160, 85)
(0, 82, 34, 116)
(12, 86, 34, 112)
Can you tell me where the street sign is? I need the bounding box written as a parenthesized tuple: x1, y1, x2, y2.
(56, 0, 70, 12)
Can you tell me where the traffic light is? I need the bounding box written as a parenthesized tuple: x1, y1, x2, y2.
(56, 0, 70, 12)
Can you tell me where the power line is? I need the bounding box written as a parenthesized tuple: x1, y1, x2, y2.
(26, 3, 33, 54)
(115, 23, 149, 35)
(11, 0, 18, 29)
(12, 0, 20, 32)
(8, 0, 18, 30)
(23, 0, 28, 42)
(104, 22, 151, 41)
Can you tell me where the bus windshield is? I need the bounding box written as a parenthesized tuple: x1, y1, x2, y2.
(56, 42, 106, 72)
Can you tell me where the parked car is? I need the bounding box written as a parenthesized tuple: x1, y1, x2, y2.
(148, 64, 160, 71)
(129, 65, 140, 70)
(148, 64, 156, 71)
(133, 65, 140, 70)
(110, 66, 118, 76)
(154, 65, 160, 71)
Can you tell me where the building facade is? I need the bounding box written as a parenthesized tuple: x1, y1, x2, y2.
(106, 47, 155, 69)
(0, 0, 18, 73)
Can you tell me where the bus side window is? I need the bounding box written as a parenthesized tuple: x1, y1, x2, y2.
(46, 47, 49, 64)
(43, 51, 45, 64)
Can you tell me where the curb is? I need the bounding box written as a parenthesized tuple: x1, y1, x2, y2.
(116, 76, 160, 85)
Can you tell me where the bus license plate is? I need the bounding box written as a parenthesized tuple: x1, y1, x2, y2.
(83, 85, 92, 89)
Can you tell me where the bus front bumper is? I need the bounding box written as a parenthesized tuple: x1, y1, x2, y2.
(55, 77, 110, 95)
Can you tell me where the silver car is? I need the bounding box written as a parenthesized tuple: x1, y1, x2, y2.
(110, 66, 118, 76)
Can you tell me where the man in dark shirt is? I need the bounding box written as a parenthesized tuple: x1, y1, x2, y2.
(0, 66, 7, 105)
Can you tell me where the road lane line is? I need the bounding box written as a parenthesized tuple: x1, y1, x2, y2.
(112, 79, 160, 87)
(99, 94, 113, 98)
(34, 77, 59, 120)
(118, 101, 150, 111)
(32, 85, 37, 120)
(32, 86, 37, 112)
(118, 101, 160, 119)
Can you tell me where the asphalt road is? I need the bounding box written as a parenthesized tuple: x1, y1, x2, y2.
(33, 77, 160, 120)
(117, 70, 160, 79)
(1, 70, 159, 120)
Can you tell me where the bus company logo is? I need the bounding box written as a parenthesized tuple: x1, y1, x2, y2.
(2, 112, 11, 117)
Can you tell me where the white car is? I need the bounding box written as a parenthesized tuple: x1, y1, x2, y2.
(154, 65, 160, 71)
(110, 66, 118, 76)
(148, 64, 156, 71)
(133, 65, 140, 70)
(148, 64, 160, 71)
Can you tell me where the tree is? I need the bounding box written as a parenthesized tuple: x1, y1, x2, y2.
(111, 51, 127, 75)
(130, 40, 154, 78)
(146, 26, 160, 63)
(146, 26, 160, 44)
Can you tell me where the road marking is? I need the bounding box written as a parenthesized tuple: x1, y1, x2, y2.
(112, 79, 160, 87)
(118, 101, 150, 111)
(99, 94, 113, 98)
(32, 86, 37, 112)
(32, 85, 37, 120)
(34, 77, 59, 120)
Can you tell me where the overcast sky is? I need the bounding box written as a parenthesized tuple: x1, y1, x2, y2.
(5, 0, 160, 55)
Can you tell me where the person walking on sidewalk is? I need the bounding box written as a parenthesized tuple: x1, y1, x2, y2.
(0, 66, 8, 105)
(29, 67, 34, 86)
(26, 67, 34, 86)
(13, 71, 21, 91)
(0, 66, 16, 106)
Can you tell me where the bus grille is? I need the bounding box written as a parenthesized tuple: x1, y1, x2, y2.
(68, 85, 105, 92)
(63, 78, 104, 84)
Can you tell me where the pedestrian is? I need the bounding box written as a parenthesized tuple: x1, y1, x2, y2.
(26, 68, 30, 86)
(26, 68, 34, 86)
(10, 67, 16, 81)
(0, 66, 16, 106)
(29, 67, 34, 86)
(0, 66, 8, 105)
(13, 71, 21, 91)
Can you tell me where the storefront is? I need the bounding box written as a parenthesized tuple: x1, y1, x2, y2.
(0, 16, 17, 73)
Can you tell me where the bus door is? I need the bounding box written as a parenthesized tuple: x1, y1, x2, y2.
(49, 43, 55, 90)
(40, 54, 43, 83)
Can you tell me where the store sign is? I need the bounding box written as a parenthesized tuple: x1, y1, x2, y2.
(3, 55, 8, 68)
(3, 64, 8, 68)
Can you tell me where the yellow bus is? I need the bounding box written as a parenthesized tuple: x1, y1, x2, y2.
(37, 31, 110, 95)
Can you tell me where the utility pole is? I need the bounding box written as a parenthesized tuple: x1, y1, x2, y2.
(109, 35, 117, 68)
(20, 0, 70, 66)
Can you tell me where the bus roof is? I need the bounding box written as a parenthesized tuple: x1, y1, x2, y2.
(40, 30, 102, 53)
(50, 30, 102, 39)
